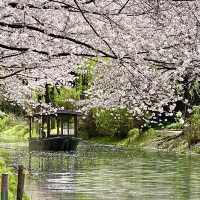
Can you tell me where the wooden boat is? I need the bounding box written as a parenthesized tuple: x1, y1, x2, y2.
(29, 136, 79, 151)
(28, 110, 81, 151)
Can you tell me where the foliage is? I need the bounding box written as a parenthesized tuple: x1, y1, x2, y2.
(188, 80, 200, 106)
(0, 160, 29, 200)
(1, 0, 200, 116)
(76, 59, 97, 96)
(164, 111, 184, 130)
(0, 114, 12, 131)
(120, 128, 157, 147)
(184, 107, 200, 146)
(81, 108, 133, 139)
(0, 114, 29, 140)
(54, 87, 80, 109)
(89, 127, 158, 148)
(166, 122, 183, 130)
(80, 108, 98, 138)
(29, 58, 97, 113)
(0, 124, 29, 139)
(0, 101, 24, 116)
(122, 128, 140, 146)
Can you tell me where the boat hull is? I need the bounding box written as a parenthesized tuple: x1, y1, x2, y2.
(29, 136, 79, 151)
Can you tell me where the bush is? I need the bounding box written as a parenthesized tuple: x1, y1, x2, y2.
(121, 128, 157, 147)
(128, 128, 140, 140)
(0, 114, 29, 139)
(81, 108, 134, 139)
(0, 114, 12, 131)
(0, 160, 29, 200)
(184, 107, 200, 146)
(166, 122, 183, 130)
(80, 108, 98, 138)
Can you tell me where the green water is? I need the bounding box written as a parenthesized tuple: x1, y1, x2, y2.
(0, 141, 200, 200)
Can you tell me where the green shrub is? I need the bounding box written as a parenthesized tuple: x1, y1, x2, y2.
(0, 114, 29, 139)
(0, 115, 12, 131)
(121, 128, 157, 147)
(128, 128, 140, 137)
(80, 108, 98, 138)
(0, 160, 29, 200)
(166, 122, 183, 130)
(81, 108, 134, 139)
(126, 128, 140, 144)
(184, 107, 200, 146)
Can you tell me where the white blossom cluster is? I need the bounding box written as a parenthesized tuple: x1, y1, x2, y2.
(0, 0, 200, 113)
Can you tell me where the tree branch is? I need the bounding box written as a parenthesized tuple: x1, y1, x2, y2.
(74, 0, 117, 58)
(0, 69, 23, 79)
(0, 22, 116, 59)
(118, 0, 130, 14)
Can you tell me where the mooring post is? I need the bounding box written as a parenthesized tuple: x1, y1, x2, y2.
(17, 165, 25, 200)
(1, 173, 8, 200)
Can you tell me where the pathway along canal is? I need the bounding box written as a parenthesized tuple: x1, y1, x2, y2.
(0, 140, 200, 200)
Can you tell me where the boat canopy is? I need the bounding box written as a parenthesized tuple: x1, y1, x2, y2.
(28, 110, 81, 139)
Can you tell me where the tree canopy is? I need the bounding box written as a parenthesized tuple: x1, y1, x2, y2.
(0, 0, 199, 113)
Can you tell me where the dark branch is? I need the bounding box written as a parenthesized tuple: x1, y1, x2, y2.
(0, 69, 23, 79)
(0, 52, 25, 60)
(0, 43, 28, 52)
(0, 42, 115, 59)
(144, 57, 176, 65)
(118, 0, 130, 14)
(0, 22, 116, 58)
(74, 0, 117, 58)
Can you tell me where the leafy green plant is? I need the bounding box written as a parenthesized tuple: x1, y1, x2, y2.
(184, 106, 200, 146)
(120, 128, 157, 147)
(0, 160, 29, 200)
(0, 114, 29, 139)
(166, 122, 183, 130)
(81, 108, 134, 139)
(0, 115, 10, 131)
(80, 108, 98, 138)
(76, 58, 97, 94)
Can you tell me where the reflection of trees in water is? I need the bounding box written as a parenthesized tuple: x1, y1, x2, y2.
(2, 142, 200, 200)
(28, 152, 76, 173)
(173, 155, 191, 200)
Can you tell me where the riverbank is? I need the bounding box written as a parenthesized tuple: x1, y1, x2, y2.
(0, 114, 29, 141)
(0, 115, 30, 199)
(88, 128, 197, 154)
(0, 159, 29, 200)
(0, 113, 199, 154)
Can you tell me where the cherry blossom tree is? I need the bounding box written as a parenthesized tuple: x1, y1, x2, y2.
(0, 0, 199, 113)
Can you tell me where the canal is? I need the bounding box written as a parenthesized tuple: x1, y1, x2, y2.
(0, 140, 200, 200)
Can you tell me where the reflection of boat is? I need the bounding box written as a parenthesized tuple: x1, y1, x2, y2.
(28, 110, 81, 151)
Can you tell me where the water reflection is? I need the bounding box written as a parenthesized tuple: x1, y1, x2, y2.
(1, 141, 200, 199)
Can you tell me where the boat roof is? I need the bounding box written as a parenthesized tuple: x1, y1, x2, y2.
(30, 109, 81, 117)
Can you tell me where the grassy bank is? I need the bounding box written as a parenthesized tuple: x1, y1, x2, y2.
(87, 108, 200, 154)
(0, 160, 29, 200)
(88, 128, 190, 153)
(0, 114, 29, 140)
(0, 114, 30, 199)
